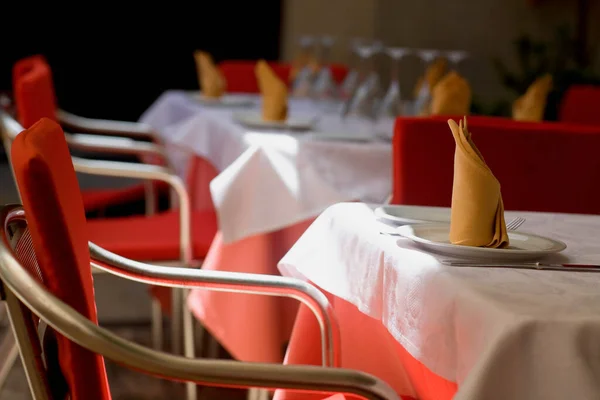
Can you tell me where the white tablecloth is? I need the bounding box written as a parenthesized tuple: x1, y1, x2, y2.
(140, 91, 393, 243)
(279, 203, 600, 399)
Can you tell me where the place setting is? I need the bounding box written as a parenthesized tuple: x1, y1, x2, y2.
(373, 117, 600, 271)
(189, 51, 256, 108)
(232, 60, 318, 131)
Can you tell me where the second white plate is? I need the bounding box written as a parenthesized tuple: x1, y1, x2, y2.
(190, 93, 255, 108)
(396, 223, 567, 261)
(375, 205, 451, 226)
(233, 112, 316, 131)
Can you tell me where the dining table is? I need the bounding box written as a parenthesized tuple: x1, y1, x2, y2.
(276, 202, 600, 400)
(139, 90, 394, 362)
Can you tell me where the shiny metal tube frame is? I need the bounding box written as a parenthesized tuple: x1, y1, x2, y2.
(0, 206, 398, 400)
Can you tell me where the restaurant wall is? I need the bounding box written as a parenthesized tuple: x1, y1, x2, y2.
(280, 0, 600, 104)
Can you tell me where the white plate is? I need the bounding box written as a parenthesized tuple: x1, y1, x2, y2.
(375, 205, 451, 226)
(190, 93, 255, 108)
(396, 223, 567, 261)
(233, 112, 316, 131)
(307, 132, 376, 142)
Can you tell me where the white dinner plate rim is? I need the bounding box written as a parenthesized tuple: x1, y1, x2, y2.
(233, 112, 316, 131)
(190, 93, 254, 107)
(396, 223, 567, 256)
(374, 205, 451, 225)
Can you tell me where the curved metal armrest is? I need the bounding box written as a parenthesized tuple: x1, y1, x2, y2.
(0, 111, 24, 141)
(0, 234, 397, 399)
(57, 109, 154, 139)
(66, 133, 166, 159)
(72, 157, 191, 261)
(89, 242, 339, 368)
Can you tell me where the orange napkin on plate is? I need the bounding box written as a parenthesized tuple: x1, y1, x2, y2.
(448, 117, 509, 248)
(413, 57, 449, 98)
(255, 60, 288, 122)
(430, 71, 472, 116)
(194, 51, 226, 99)
(512, 74, 553, 122)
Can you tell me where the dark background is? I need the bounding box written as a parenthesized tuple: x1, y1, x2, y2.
(1, 2, 283, 121)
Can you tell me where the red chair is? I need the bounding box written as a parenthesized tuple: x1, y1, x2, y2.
(218, 61, 348, 93)
(559, 85, 600, 126)
(12, 55, 165, 215)
(392, 116, 600, 214)
(0, 117, 395, 400)
(1, 111, 217, 390)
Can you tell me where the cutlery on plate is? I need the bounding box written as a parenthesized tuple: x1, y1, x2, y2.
(441, 260, 600, 272)
(380, 216, 526, 237)
(505, 217, 526, 231)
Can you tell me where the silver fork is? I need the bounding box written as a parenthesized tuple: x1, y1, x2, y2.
(379, 216, 526, 237)
(506, 217, 526, 231)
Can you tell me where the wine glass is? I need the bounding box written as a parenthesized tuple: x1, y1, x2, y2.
(291, 35, 317, 98)
(446, 50, 468, 69)
(412, 48, 441, 115)
(339, 38, 364, 101)
(311, 36, 338, 110)
(377, 47, 412, 118)
(341, 41, 383, 119)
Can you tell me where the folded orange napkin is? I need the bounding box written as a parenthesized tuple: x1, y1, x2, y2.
(255, 60, 288, 122)
(430, 71, 472, 116)
(448, 117, 509, 248)
(194, 51, 226, 98)
(512, 74, 553, 121)
(413, 57, 449, 98)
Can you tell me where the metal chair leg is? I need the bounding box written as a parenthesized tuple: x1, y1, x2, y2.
(171, 288, 183, 355)
(183, 292, 197, 400)
(151, 299, 163, 350)
(0, 331, 19, 390)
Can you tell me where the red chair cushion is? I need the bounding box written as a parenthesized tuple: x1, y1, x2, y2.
(82, 184, 149, 212)
(11, 118, 111, 400)
(87, 209, 218, 261)
(392, 116, 600, 214)
(559, 85, 600, 126)
(13, 57, 58, 128)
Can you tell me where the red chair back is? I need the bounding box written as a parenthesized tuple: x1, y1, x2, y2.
(392, 116, 600, 214)
(13, 56, 58, 128)
(12, 55, 50, 88)
(218, 61, 291, 93)
(11, 118, 111, 400)
(217, 61, 348, 93)
(559, 85, 600, 126)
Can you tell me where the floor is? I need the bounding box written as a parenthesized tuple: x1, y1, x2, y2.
(0, 163, 249, 399)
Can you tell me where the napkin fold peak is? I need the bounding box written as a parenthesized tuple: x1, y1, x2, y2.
(431, 71, 472, 116)
(255, 60, 288, 122)
(194, 51, 226, 99)
(512, 74, 553, 122)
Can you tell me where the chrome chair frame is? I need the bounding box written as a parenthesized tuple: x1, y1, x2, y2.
(0, 112, 198, 397)
(57, 109, 156, 140)
(0, 112, 175, 346)
(0, 205, 392, 400)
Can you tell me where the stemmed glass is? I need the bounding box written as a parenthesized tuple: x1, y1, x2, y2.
(341, 41, 383, 119)
(311, 35, 338, 111)
(291, 35, 317, 98)
(377, 47, 412, 118)
(339, 38, 364, 101)
(445, 50, 468, 73)
(411, 49, 441, 115)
